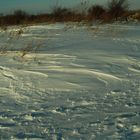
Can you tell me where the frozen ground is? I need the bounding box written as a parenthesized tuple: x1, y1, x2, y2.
(0, 23, 140, 139)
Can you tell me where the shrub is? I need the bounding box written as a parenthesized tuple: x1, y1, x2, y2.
(51, 6, 72, 21)
(108, 0, 129, 20)
(13, 10, 29, 24)
(13, 10, 28, 18)
(88, 5, 106, 20)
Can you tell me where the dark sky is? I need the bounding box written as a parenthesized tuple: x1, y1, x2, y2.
(0, 0, 139, 14)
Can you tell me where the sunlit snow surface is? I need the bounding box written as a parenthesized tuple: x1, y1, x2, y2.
(0, 23, 140, 139)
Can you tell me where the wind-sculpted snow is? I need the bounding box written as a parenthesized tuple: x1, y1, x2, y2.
(0, 23, 140, 139)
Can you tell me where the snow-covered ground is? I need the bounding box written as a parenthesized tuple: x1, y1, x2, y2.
(0, 23, 140, 139)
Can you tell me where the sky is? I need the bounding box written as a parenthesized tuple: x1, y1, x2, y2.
(0, 0, 139, 14)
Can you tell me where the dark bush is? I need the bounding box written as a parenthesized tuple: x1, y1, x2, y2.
(88, 5, 106, 20)
(13, 10, 29, 24)
(108, 0, 129, 20)
(13, 10, 28, 18)
(51, 6, 73, 21)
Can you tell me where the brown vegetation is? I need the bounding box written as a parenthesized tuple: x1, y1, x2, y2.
(0, 0, 139, 27)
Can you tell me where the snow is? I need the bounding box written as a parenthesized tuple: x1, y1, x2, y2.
(0, 23, 140, 139)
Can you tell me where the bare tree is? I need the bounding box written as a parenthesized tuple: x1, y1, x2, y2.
(14, 10, 27, 17)
(88, 5, 106, 20)
(51, 7, 72, 18)
(108, 0, 129, 20)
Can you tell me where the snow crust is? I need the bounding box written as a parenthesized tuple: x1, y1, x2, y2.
(0, 23, 140, 139)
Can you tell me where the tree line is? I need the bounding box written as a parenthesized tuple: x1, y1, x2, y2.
(0, 0, 140, 26)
